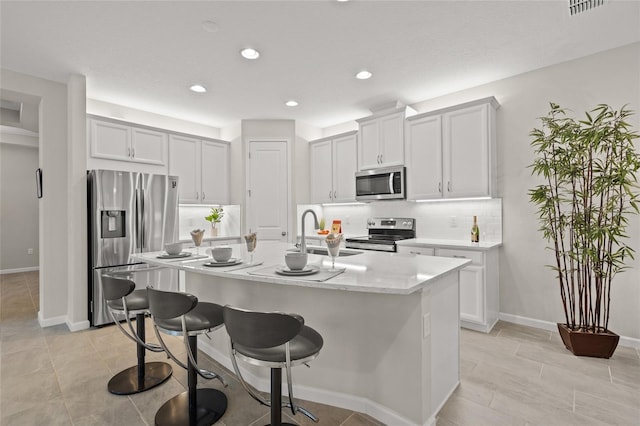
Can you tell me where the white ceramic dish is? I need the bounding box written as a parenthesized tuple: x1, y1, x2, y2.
(157, 252, 191, 259)
(276, 265, 319, 276)
(203, 258, 242, 267)
(164, 242, 183, 255)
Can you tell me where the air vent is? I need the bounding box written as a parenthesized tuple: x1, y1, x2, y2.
(569, 0, 605, 15)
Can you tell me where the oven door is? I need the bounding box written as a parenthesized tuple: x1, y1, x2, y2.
(355, 166, 405, 201)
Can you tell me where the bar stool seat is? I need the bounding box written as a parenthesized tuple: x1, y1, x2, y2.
(147, 288, 227, 426)
(223, 306, 323, 426)
(101, 276, 172, 396)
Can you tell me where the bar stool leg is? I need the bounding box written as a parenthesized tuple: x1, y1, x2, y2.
(108, 313, 172, 395)
(155, 335, 227, 426)
(267, 368, 295, 426)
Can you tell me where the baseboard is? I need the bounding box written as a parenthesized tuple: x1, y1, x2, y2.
(198, 339, 421, 426)
(498, 312, 640, 349)
(37, 311, 66, 328)
(0, 266, 39, 275)
(66, 319, 90, 332)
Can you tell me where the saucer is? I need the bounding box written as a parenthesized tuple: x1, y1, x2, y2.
(275, 265, 319, 276)
(203, 258, 242, 267)
(157, 252, 191, 259)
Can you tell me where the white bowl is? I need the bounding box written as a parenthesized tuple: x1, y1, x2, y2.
(285, 252, 308, 270)
(210, 246, 232, 262)
(164, 242, 183, 255)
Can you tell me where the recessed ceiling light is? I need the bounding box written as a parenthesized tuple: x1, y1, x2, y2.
(285, 100, 299, 107)
(189, 84, 207, 93)
(201, 20, 220, 33)
(355, 70, 372, 80)
(241, 48, 260, 60)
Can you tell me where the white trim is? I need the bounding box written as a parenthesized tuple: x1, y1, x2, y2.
(37, 311, 66, 328)
(0, 266, 39, 275)
(66, 319, 90, 332)
(499, 312, 640, 349)
(0, 125, 39, 137)
(198, 338, 423, 426)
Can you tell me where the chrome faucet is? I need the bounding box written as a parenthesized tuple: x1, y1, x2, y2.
(300, 209, 320, 254)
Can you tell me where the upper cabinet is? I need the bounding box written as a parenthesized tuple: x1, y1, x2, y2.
(169, 135, 229, 205)
(405, 97, 498, 200)
(309, 131, 358, 204)
(89, 118, 166, 166)
(357, 107, 414, 170)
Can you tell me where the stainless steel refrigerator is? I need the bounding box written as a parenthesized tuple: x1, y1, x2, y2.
(88, 169, 180, 326)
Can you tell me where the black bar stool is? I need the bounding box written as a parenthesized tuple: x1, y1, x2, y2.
(223, 305, 324, 426)
(101, 276, 172, 395)
(147, 287, 228, 426)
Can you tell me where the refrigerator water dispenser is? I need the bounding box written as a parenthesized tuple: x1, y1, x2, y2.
(101, 210, 125, 238)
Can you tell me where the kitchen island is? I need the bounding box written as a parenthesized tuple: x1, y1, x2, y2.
(134, 241, 469, 426)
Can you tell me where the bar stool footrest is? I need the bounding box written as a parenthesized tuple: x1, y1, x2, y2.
(155, 388, 227, 426)
(108, 361, 173, 395)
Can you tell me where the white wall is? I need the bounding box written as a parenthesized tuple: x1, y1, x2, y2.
(1, 68, 70, 325)
(0, 141, 39, 271)
(408, 42, 640, 339)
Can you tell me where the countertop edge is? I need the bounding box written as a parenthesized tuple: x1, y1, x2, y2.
(396, 238, 502, 250)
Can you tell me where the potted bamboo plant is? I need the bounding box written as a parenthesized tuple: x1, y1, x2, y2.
(529, 103, 640, 358)
(205, 207, 224, 237)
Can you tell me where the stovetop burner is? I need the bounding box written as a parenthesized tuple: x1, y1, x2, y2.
(345, 218, 415, 252)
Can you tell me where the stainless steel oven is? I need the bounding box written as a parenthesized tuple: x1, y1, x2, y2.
(355, 166, 405, 201)
(345, 217, 415, 252)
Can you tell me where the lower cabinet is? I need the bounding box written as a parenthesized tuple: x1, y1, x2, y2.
(397, 245, 499, 332)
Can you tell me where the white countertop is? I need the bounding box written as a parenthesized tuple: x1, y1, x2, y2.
(133, 241, 470, 295)
(396, 238, 502, 251)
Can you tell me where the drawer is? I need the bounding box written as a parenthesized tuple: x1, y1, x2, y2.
(435, 248, 483, 266)
(396, 246, 435, 256)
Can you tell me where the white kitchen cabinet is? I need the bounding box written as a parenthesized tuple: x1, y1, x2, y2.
(435, 248, 499, 332)
(89, 118, 166, 166)
(357, 108, 413, 170)
(169, 135, 229, 205)
(396, 246, 435, 256)
(309, 131, 358, 203)
(406, 97, 498, 200)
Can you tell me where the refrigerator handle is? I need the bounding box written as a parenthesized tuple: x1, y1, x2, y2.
(134, 188, 142, 250)
(139, 189, 145, 250)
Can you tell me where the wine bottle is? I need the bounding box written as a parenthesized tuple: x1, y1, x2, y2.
(471, 216, 480, 243)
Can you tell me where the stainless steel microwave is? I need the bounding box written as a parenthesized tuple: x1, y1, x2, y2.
(355, 166, 406, 201)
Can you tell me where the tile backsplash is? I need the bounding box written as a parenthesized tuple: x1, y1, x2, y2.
(298, 199, 502, 242)
(178, 205, 241, 240)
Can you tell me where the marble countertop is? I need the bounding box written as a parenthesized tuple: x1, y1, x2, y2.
(396, 238, 502, 251)
(132, 241, 470, 295)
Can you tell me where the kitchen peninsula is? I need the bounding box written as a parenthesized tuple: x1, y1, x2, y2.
(134, 242, 470, 426)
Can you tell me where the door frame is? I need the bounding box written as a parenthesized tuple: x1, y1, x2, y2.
(244, 137, 293, 242)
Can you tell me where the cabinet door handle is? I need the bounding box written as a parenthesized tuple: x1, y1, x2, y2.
(453, 255, 467, 258)
(447, 181, 451, 192)
(127, 147, 131, 157)
(202, 192, 205, 200)
(333, 190, 337, 199)
(409, 251, 420, 255)
(329, 190, 333, 200)
(438, 182, 442, 193)
(380, 154, 383, 163)
(131, 148, 135, 158)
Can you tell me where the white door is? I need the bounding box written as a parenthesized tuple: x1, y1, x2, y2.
(309, 140, 333, 203)
(201, 140, 229, 205)
(406, 114, 443, 200)
(246, 140, 289, 242)
(332, 133, 358, 202)
(168, 135, 200, 203)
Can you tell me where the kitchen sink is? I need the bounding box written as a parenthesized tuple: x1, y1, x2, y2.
(288, 246, 362, 257)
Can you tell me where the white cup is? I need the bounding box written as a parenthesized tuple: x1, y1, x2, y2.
(285, 252, 308, 270)
(164, 242, 182, 255)
(209, 246, 232, 262)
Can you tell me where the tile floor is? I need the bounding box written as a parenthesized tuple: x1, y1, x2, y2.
(1, 271, 639, 426)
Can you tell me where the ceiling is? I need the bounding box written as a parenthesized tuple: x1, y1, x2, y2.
(1, 1, 639, 130)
